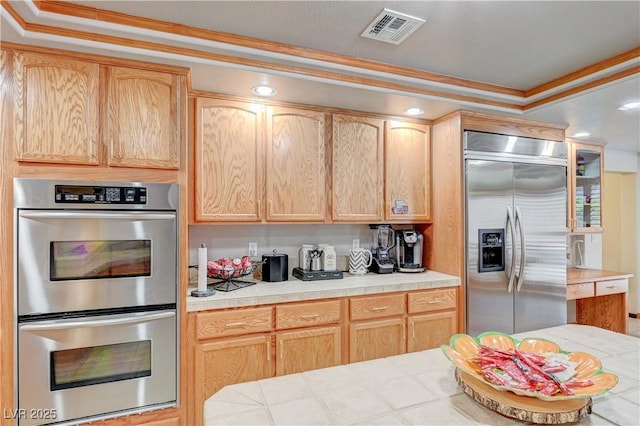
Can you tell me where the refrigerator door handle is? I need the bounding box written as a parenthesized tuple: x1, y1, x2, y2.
(515, 206, 526, 292)
(506, 206, 517, 293)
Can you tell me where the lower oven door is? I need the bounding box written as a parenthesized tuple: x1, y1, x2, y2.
(18, 310, 177, 426)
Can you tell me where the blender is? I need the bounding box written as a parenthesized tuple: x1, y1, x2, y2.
(369, 224, 396, 274)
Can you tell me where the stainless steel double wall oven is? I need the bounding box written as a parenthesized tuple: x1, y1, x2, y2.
(14, 178, 179, 426)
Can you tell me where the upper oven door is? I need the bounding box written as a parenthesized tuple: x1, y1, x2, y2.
(18, 210, 177, 316)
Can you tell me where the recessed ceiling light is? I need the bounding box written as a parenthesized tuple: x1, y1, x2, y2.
(572, 132, 591, 138)
(618, 101, 640, 110)
(405, 107, 423, 116)
(252, 85, 277, 97)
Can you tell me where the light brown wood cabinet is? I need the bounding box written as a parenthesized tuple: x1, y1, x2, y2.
(266, 106, 327, 221)
(276, 326, 341, 375)
(348, 293, 406, 362)
(193, 306, 274, 425)
(407, 311, 457, 352)
(406, 287, 457, 352)
(188, 287, 458, 424)
(106, 66, 180, 169)
(191, 98, 434, 224)
(193, 102, 327, 222)
(275, 299, 342, 375)
(12, 51, 100, 165)
(331, 114, 384, 221)
(570, 275, 629, 334)
(567, 140, 604, 233)
(385, 121, 431, 222)
(349, 317, 405, 362)
(11, 50, 182, 169)
(195, 334, 273, 415)
(193, 98, 264, 221)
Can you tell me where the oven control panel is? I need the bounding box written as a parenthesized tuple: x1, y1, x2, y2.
(55, 185, 147, 204)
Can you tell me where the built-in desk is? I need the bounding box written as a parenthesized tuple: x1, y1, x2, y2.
(567, 268, 632, 334)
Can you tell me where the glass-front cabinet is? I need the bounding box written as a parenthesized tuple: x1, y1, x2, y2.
(568, 141, 604, 233)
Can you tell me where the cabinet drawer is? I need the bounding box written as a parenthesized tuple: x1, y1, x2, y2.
(567, 283, 595, 300)
(407, 288, 456, 313)
(276, 300, 341, 329)
(595, 279, 628, 296)
(196, 307, 273, 340)
(350, 293, 404, 321)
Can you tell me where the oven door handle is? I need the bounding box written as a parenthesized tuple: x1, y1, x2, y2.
(19, 311, 175, 330)
(20, 211, 176, 220)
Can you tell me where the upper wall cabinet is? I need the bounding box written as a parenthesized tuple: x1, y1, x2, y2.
(332, 114, 384, 222)
(266, 106, 327, 222)
(384, 121, 431, 222)
(568, 141, 604, 233)
(106, 67, 180, 169)
(13, 51, 100, 165)
(10, 50, 183, 169)
(194, 98, 264, 222)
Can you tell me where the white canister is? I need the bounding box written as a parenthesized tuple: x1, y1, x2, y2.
(299, 244, 314, 270)
(321, 245, 337, 271)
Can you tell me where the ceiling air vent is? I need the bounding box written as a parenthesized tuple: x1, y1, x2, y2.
(361, 8, 425, 45)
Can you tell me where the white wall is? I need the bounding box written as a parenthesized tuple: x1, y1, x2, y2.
(602, 149, 639, 315)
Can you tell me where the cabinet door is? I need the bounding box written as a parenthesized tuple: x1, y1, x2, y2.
(276, 326, 341, 375)
(107, 66, 180, 169)
(195, 335, 273, 422)
(332, 114, 384, 221)
(349, 318, 405, 363)
(569, 142, 603, 232)
(266, 106, 327, 221)
(384, 121, 431, 221)
(407, 311, 456, 353)
(13, 51, 100, 164)
(194, 98, 264, 221)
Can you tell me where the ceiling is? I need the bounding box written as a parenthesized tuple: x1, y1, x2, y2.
(2, 0, 639, 153)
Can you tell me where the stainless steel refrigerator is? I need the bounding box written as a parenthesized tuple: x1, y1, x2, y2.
(465, 131, 567, 337)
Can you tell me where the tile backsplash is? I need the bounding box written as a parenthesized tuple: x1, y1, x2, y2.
(189, 224, 377, 268)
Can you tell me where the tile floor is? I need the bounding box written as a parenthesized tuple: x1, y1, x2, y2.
(628, 316, 640, 338)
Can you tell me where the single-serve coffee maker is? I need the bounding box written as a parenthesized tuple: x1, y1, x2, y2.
(395, 230, 425, 272)
(369, 224, 396, 274)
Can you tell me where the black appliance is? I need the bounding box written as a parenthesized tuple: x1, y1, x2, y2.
(262, 251, 288, 282)
(369, 224, 395, 274)
(395, 230, 425, 272)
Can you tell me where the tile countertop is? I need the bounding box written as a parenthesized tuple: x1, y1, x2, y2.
(567, 268, 634, 285)
(204, 324, 640, 425)
(187, 270, 460, 312)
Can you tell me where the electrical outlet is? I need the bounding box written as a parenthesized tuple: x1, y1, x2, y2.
(352, 239, 360, 249)
(248, 242, 258, 256)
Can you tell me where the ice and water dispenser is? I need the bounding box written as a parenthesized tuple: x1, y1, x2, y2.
(478, 229, 505, 272)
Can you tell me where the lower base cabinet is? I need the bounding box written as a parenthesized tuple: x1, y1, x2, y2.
(195, 334, 273, 399)
(349, 318, 405, 363)
(276, 326, 341, 375)
(188, 286, 458, 425)
(408, 311, 457, 352)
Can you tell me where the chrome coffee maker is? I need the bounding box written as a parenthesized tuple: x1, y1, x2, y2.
(395, 230, 425, 272)
(369, 224, 396, 274)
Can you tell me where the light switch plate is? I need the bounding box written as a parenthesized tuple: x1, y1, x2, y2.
(249, 242, 258, 256)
